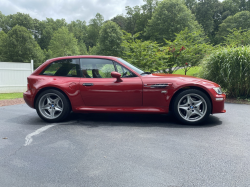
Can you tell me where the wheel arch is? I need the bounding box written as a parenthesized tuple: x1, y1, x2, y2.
(169, 86, 213, 113)
(34, 87, 72, 111)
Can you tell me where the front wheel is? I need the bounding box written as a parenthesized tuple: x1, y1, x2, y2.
(173, 89, 211, 125)
(35, 89, 71, 122)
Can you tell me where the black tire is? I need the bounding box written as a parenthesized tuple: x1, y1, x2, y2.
(172, 89, 211, 125)
(35, 89, 71, 123)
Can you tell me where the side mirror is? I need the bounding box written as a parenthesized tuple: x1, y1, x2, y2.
(111, 71, 123, 82)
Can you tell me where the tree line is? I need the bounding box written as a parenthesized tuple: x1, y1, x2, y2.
(0, 0, 250, 70)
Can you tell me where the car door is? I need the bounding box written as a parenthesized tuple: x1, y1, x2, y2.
(79, 58, 143, 106)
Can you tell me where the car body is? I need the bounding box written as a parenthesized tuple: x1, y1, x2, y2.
(23, 55, 226, 124)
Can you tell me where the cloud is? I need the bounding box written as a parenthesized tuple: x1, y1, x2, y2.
(0, 0, 144, 23)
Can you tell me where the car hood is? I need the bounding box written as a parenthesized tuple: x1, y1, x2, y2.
(141, 73, 219, 88)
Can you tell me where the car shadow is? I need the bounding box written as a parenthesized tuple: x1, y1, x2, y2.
(63, 112, 223, 128)
(11, 111, 222, 128)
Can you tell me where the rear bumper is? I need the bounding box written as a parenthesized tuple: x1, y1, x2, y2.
(211, 93, 226, 114)
(23, 90, 35, 109)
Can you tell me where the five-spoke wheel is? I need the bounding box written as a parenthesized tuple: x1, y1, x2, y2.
(173, 89, 211, 124)
(38, 93, 64, 119)
(35, 89, 71, 122)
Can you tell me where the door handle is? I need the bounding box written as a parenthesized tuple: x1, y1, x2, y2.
(82, 83, 93, 86)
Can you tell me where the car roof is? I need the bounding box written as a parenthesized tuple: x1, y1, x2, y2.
(47, 55, 119, 62)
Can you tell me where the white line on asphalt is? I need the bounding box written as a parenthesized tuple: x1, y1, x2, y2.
(24, 120, 78, 146)
(24, 125, 56, 146)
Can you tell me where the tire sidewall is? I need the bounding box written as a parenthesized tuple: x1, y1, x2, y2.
(35, 89, 70, 123)
(173, 89, 211, 125)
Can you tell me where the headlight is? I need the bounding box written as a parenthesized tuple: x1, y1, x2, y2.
(213, 87, 222, 94)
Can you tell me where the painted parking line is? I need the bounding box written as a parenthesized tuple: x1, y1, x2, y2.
(24, 125, 56, 146)
(24, 120, 78, 146)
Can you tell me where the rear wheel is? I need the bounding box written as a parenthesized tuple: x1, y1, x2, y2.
(35, 89, 71, 122)
(173, 89, 211, 125)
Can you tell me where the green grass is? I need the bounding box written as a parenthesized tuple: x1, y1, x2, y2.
(0, 93, 23, 100)
(173, 66, 200, 76)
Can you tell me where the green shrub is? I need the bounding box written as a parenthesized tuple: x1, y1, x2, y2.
(199, 46, 250, 98)
(223, 28, 250, 47)
(121, 32, 167, 73)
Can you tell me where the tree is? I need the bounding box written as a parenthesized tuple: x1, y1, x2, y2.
(247, 0, 250, 11)
(125, 5, 142, 35)
(145, 0, 202, 44)
(195, 0, 214, 37)
(111, 15, 127, 31)
(164, 28, 211, 74)
(194, 0, 223, 41)
(48, 27, 79, 57)
(141, 0, 159, 19)
(185, 0, 197, 14)
(123, 0, 158, 38)
(223, 28, 250, 46)
(78, 42, 88, 55)
(0, 31, 8, 61)
(221, 0, 241, 20)
(212, 1, 224, 41)
(38, 18, 67, 50)
(33, 18, 42, 42)
(88, 45, 99, 55)
(122, 32, 167, 73)
(38, 24, 53, 50)
(43, 49, 53, 61)
(139, 0, 159, 38)
(0, 11, 5, 29)
(215, 11, 250, 44)
(67, 20, 88, 55)
(220, 0, 250, 20)
(98, 21, 123, 56)
(0, 12, 34, 33)
(239, 0, 250, 11)
(86, 13, 104, 48)
(0, 25, 44, 68)
(67, 20, 88, 43)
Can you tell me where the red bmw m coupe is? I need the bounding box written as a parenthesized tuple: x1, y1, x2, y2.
(23, 56, 226, 124)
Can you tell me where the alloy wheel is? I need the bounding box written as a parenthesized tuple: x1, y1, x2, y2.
(38, 93, 64, 120)
(177, 93, 207, 122)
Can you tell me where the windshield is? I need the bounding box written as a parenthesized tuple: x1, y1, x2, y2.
(117, 58, 144, 75)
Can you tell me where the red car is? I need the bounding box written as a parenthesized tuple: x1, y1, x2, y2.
(23, 56, 226, 124)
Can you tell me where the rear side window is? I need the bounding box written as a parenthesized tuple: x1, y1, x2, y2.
(41, 59, 80, 77)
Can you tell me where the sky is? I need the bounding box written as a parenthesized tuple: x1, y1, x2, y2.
(0, 0, 144, 23)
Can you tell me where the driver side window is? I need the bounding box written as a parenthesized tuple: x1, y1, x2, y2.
(115, 62, 136, 78)
(80, 58, 115, 78)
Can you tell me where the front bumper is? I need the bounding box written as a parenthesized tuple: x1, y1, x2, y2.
(211, 93, 226, 114)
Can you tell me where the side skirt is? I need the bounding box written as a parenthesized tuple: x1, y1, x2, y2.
(74, 106, 168, 114)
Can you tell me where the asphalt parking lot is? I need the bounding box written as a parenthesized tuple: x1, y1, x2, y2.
(0, 103, 250, 187)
